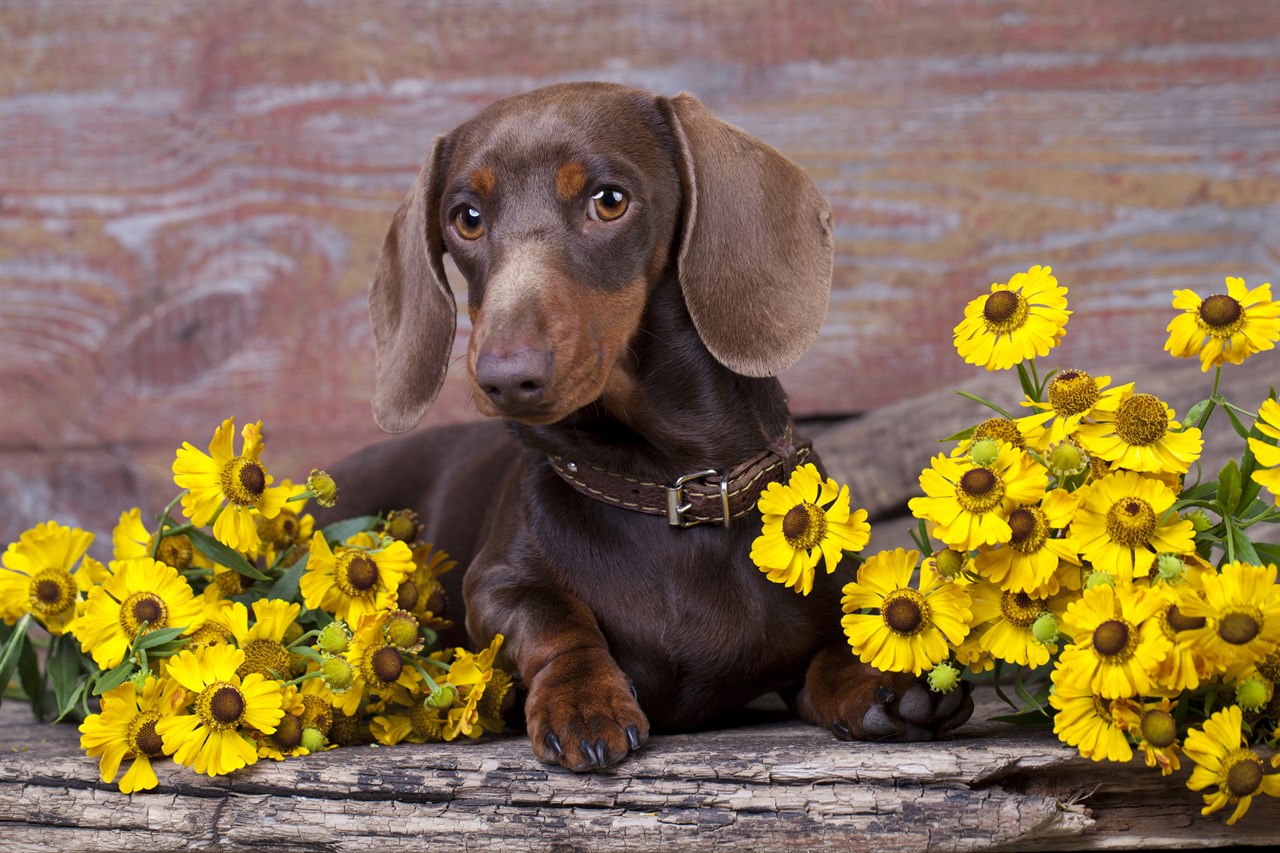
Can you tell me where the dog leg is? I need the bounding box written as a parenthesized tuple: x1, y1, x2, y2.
(796, 643, 974, 742)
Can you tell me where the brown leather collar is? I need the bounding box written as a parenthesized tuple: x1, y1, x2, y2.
(546, 430, 812, 528)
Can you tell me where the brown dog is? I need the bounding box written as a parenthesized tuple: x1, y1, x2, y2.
(322, 82, 972, 770)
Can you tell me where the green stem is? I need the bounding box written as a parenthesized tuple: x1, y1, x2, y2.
(284, 670, 327, 688)
(287, 630, 320, 650)
(149, 490, 189, 558)
(956, 391, 1016, 420)
(409, 660, 440, 692)
(1196, 367, 1222, 431)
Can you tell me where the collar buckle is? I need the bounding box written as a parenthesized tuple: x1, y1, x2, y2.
(666, 469, 730, 528)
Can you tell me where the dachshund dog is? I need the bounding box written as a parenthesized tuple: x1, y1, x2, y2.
(322, 82, 973, 771)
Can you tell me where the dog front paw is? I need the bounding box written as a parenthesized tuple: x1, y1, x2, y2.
(799, 644, 975, 742)
(523, 647, 649, 771)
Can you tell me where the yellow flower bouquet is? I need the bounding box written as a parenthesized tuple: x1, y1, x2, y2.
(0, 417, 511, 793)
(751, 265, 1280, 826)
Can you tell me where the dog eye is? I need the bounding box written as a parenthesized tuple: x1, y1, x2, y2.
(454, 206, 485, 240)
(590, 188, 629, 222)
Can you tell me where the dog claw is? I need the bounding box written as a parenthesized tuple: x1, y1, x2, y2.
(862, 703, 901, 738)
(545, 732, 564, 759)
(831, 720, 851, 740)
(874, 686, 896, 705)
(626, 725, 642, 751)
(897, 684, 934, 723)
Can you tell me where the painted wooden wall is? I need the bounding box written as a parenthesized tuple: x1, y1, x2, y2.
(2, 0, 1277, 546)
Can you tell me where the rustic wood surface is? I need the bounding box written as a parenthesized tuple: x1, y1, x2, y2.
(2, 692, 1278, 852)
(2, 0, 1278, 548)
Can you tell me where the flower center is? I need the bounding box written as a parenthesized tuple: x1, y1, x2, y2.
(1218, 610, 1262, 646)
(999, 590, 1046, 629)
(881, 588, 930, 636)
(118, 591, 170, 639)
(409, 703, 444, 741)
(300, 694, 333, 734)
(336, 552, 380, 596)
(128, 712, 167, 757)
(1091, 695, 1115, 725)
(186, 621, 232, 649)
(197, 682, 246, 730)
(272, 713, 304, 751)
(238, 638, 292, 680)
(955, 466, 1005, 513)
(1092, 619, 1135, 660)
(396, 578, 421, 613)
(154, 533, 194, 571)
(1007, 506, 1049, 553)
(1140, 709, 1177, 748)
(213, 570, 253, 598)
(982, 289, 1028, 332)
(220, 456, 267, 505)
(973, 417, 1024, 449)
(28, 569, 77, 616)
(1198, 294, 1244, 335)
(782, 502, 828, 551)
(1221, 749, 1263, 798)
(1046, 369, 1100, 416)
(1113, 394, 1169, 447)
(1105, 496, 1157, 547)
(367, 644, 404, 685)
(1164, 603, 1207, 634)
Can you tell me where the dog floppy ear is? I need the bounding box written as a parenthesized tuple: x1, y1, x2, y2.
(369, 136, 457, 433)
(660, 93, 833, 378)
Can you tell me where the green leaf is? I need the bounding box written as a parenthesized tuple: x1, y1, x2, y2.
(0, 613, 33, 709)
(17, 627, 48, 720)
(1184, 398, 1214, 431)
(94, 658, 137, 696)
(1216, 459, 1243, 517)
(1016, 362, 1038, 402)
(1228, 525, 1261, 566)
(187, 527, 271, 581)
(48, 634, 84, 721)
(267, 553, 309, 603)
(1223, 403, 1252, 441)
(939, 426, 976, 443)
(321, 515, 382, 545)
(133, 625, 189, 654)
(1254, 542, 1280, 565)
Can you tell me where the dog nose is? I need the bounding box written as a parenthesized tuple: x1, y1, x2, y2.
(475, 348, 551, 410)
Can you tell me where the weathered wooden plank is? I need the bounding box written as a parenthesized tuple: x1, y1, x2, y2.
(2, 0, 1278, 555)
(2, 695, 1276, 851)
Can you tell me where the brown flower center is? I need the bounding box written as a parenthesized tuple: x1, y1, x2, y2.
(782, 502, 827, 551)
(272, 714, 304, 751)
(1164, 603, 1207, 634)
(982, 289, 1028, 331)
(129, 713, 167, 758)
(1219, 610, 1261, 646)
(369, 645, 404, 684)
(336, 552, 380, 596)
(1198, 294, 1244, 334)
(1007, 506, 1048, 553)
(881, 589, 929, 636)
(198, 683, 246, 728)
(955, 466, 1005, 513)
(154, 533, 194, 571)
(1113, 394, 1169, 447)
(396, 578, 420, 613)
(1092, 619, 1133, 659)
(1223, 750, 1263, 798)
(1105, 496, 1157, 547)
(220, 456, 267, 505)
(119, 591, 170, 639)
(999, 590, 1046, 629)
(1047, 369, 1100, 416)
(28, 569, 77, 616)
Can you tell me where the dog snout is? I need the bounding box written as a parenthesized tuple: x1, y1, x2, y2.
(475, 347, 552, 411)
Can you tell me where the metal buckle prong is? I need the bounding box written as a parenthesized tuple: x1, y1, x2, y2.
(666, 469, 730, 529)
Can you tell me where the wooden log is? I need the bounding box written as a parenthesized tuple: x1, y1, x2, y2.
(1, 695, 1275, 851)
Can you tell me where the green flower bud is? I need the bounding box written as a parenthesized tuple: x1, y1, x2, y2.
(306, 469, 339, 508)
(1031, 612, 1060, 645)
(969, 438, 1001, 468)
(927, 661, 961, 694)
(933, 549, 967, 580)
(300, 726, 327, 753)
(321, 656, 354, 693)
(1236, 677, 1271, 712)
(1155, 553, 1186, 584)
(384, 610, 422, 651)
(317, 621, 352, 655)
(425, 682, 459, 710)
(1084, 570, 1114, 590)
(1187, 509, 1213, 533)
(1045, 440, 1089, 478)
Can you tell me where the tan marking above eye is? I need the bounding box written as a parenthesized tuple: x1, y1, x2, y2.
(556, 162, 587, 200)
(454, 206, 484, 240)
(590, 188, 629, 222)
(469, 167, 496, 197)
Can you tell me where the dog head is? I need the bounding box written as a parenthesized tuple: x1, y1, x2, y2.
(369, 82, 832, 432)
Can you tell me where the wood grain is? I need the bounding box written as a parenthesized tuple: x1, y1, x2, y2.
(2, 0, 1278, 547)
(2, 694, 1276, 851)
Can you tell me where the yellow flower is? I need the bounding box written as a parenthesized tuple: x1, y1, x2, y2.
(966, 579, 1062, 669)
(1174, 561, 1280, 673)
(750, 463, 871, 596)
(1070, 471, 1196, 581)
(112, 507, 201, 573)
(301, 531, 415, 627)
(1049, 663, 1136, 763)
(252, 479, 316, 566)
(172, 417, 290, 553)
(1128, 697, 1182, 776)
(255, 684, 309, 760)
(397, 541, 457, 627)
(972, 488, 1079, 596)
(1150, 584, 1220, 694)
(371, 686, 447, 745)
(1248, 398, 1280, 504)
(1184, 705, 1280, 825)
(1076, 390, 1202, 475)
(953, 264, 1070, 371)
(1017, 369, 1132, 451)
(1058, 582, 1172, 699)
(155, 644, 285, 777)
(73, 557, 206, 670)
(1, 520, 101, 635)
(334, 613, 423, 716)
(1165, 277, 1280, 372)
(908, 443, 1047, 551)
(223, 598, 303, 680)
(78, 675, 187, 793)
(840, 548, 972, 676)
